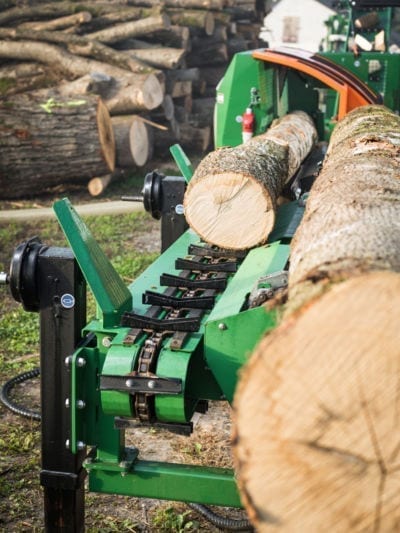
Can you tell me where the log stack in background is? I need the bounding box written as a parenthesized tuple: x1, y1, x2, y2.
(0, 0, 270, 198)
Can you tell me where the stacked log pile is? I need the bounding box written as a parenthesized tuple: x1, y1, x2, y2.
(233, 105, 400, 531)
(0, 0, 269, 198)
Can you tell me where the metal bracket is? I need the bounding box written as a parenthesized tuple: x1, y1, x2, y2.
(248, 270, 288, 308)
(100, 374, 182, 395)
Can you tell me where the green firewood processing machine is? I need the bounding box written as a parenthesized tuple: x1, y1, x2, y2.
(1, 1, 400, 530)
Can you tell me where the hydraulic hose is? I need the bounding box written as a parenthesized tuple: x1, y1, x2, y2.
(0, 367, 41, 421)
(187, 503, 253, 531)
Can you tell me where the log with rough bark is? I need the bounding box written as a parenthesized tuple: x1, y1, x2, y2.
(125, 0, 228, 9)
(86, 14, 171, 44)
(18, 11, 92, 31)
(111, 115, 150, 167)
(165, 9, 215, 36)
(0, 40, 164, 112)
(233, 105, 400, 532)
(0, 28, 156, 74)
(123, 47, 186, 69)
(140, 25, 190, 49)
(183, 111, 317, 249)
(179, 122, 211, 152)
(0, 94, 115, 199)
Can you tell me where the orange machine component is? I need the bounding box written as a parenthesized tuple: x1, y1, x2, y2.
(253, 47, 381, 120)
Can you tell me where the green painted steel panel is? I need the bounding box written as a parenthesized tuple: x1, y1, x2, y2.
(53, 198, 132, 328)
(322, 52, 400, 114)
(214, 51, 272, 148)
(205, 241, 290, 402)
(87, 459, 241, 507)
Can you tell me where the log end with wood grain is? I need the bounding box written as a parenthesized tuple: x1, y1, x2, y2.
(0, 94, 115, 199)
(233, 105, 400, 531)
(183, 111, 317, 250)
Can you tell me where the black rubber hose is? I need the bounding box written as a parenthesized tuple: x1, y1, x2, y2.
(187, 503, 253, 531)
(0, 367, 41, 421)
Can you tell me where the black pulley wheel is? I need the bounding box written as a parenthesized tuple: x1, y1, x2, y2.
(9, 237, 46, 312)
(142, 171, 164, 220)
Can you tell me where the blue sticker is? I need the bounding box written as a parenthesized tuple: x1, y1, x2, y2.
(61, 293, 75, 309)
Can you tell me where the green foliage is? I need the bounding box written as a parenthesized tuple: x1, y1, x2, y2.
(152, 506, 199, 532)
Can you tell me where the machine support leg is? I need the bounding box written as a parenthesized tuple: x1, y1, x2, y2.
(37, 247, 87, 532)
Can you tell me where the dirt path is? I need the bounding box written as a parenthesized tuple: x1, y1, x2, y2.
(0, 199, 144, 221)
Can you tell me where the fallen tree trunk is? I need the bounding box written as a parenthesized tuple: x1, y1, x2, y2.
(0, 94, 115, 199)
(183, 111, 317, 249)
(233, 105, 400, 532)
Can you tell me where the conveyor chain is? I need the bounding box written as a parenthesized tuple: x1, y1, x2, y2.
(118, 242, 244, 423)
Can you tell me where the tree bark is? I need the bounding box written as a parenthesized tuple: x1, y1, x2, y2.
(165, 9, 215, 36)
(86, 14, 171, 44)
(183, 111, 317, 250)
(0, 94, 115, 199)
(0, 40, 164, 111)
(139, 25, 190, 49)
(233, 105, 400, 532)
(180, 123, 211, 152)
(111, 115, 150, 167)
(125, 0, 228, 9)
(123, 47, 186, 69)
(18, 11, 92, 31)
(2, 28, 156, 74)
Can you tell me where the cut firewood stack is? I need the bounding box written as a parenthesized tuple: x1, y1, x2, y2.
(0, 0, 269, 198)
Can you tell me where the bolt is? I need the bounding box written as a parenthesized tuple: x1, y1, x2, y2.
(102, 336, 112, 348)
(65, 398, 70, 408)
(65, 439, 70, 449)
(218, 323, 227, 331)
(125, 379, 134, 388)
(76, 357, 86, 367)
(76, 441, 86, 450)
(76, 399, 86, 409)
(64, 355, 73, 367)
(148, 380, 156, 390)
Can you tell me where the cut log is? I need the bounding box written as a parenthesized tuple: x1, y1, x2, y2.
(18, 11, 92, 31)
(0, 40, 164, 112)
(140, 25, 191, 50)
(4, 28, 156, 74)
(74, 7, 156, 33)
(87, 168, 126, 196)
(233, 105, 400, 531)
(124, 0, 227, 9)
(289, 105, 400, 308)
(186, 42, 229, 67)
(166, 9, 215, 36)
(87, 14, 171, 44)
(183, 111, 317, 250)
(0, 62, 60, 96)
(0, 94, 115, 199)
(111, 115, 150, 167)
(234, 271, 400, 532)
(179, 123, 211, 152)
(88, 174, 114, 197)
(123, 47, 186, 69)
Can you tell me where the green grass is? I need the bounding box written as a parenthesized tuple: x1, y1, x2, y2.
(0, 208, 160, 531)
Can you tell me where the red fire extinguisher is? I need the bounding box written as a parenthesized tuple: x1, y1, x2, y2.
(242, 107, 255, 143)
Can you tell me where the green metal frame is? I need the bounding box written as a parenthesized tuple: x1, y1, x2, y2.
(54, 195, 304, 507)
